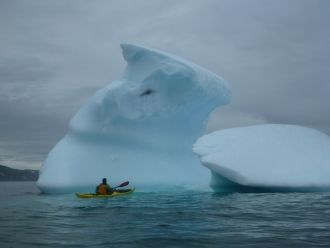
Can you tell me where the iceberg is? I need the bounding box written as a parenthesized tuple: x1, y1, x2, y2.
(37, 44, 231, 193)
(193, 124, 330, 192)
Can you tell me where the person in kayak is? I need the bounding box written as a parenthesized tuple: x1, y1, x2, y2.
(95, 178, 113, 195)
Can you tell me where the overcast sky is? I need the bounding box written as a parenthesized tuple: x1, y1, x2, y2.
(1, 0, 329, 169)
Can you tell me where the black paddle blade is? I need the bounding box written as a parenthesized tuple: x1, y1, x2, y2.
(118, 181, 129, 187)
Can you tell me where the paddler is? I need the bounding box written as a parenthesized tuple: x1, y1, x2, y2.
(95, 178, 113, 195)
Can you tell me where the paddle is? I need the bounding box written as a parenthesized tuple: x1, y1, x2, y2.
(113, 181, 129, 189)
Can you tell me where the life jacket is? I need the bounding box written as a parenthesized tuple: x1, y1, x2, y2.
(97, 184, 108, 195)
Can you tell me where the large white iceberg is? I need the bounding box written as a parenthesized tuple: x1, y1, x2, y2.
(193, 124, 330, 192)
(37, 44, 231, 193)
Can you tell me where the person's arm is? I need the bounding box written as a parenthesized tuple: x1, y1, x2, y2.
(107, 184, 113, 194)
(95, 185, 99, 194)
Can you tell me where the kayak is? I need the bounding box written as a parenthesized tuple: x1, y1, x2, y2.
(76, 188, 135, 198)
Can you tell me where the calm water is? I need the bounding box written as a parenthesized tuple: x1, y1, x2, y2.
(1, 182, 330, 247)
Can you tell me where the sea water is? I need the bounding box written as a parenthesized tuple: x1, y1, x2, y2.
(1, 182, 330, 247)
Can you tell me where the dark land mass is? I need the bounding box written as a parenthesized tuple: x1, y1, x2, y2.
(0, 165, 39, 181)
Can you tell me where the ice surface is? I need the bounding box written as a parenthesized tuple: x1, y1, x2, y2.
(37, 44, 231, 193)
(193, 124, 330, 192)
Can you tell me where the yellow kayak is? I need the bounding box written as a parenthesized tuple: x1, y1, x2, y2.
(76, 188, 135, 198)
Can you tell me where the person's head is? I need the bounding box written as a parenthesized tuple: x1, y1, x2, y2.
(102, 178, 107, 184)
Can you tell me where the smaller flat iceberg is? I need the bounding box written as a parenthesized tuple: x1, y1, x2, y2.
(193, 124, 330, 192)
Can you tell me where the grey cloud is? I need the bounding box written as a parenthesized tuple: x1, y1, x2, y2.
(0, 0, 329, 169)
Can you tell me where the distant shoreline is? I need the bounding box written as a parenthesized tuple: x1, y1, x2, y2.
(0, 165, 39, 181)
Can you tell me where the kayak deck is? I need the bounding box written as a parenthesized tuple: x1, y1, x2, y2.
(76, 188, 135, 198)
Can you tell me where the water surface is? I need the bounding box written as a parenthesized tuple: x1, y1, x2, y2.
(1, 182, 330, 247)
